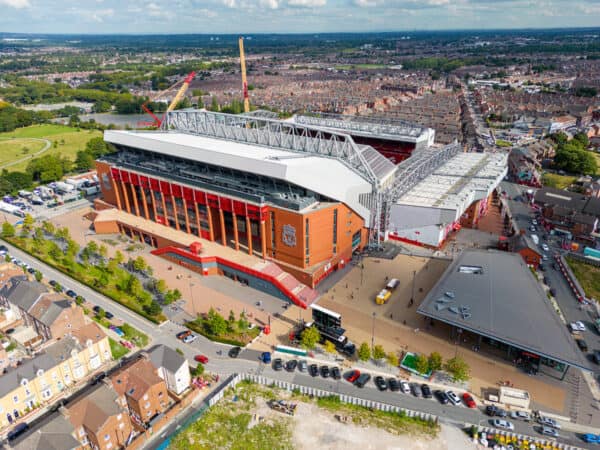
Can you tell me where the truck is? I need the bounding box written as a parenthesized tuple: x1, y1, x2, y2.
(54, 182, 74, 194)
(81, 185, 100, 196)
(386, 278, 400, 291)
(65, 178, 86, 189)
(303, 322, 356, 357)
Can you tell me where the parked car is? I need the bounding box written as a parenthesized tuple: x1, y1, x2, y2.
(298, 360, 308, 372)
(7, 423, 29, 441)
(462, 393, 476, 408)
(346, 370, 361, 383)
(541, 243, 549, 252)
(490, 419, 514, 431)
(194, 355, 209, 364)
(320, 365, 330, 378)
(486, 405, 507, 417)
(65, 289, 77, 298)
(354, 373, 371, 388)
(388, 378, 400, 392)
(582, 433, 600, 444)
(434, 390, 449, 404)
(446, 390, 461, 406)
(510, 410, 531, 422)
(331, 367, 341, 380)
(104, 311, 114, 320)
(228, 346, 241, 358)
(177, 330, 191, 340)
(374, 376, 388, 391)
(272, 358, 283, 371)
(400, 380, 411, 395)
(182, 334, 197, 344)
(421, 384, 432, 399)
(93, 305, 101, 314)
(570, 321, 586, 332)
(576, 339, 588, 352)
(309, 364, 319, 377)
(27, 267, 35, 274)
(538, 416, 561, 429)
(285, 360, 298, 372)
(540, 426, 559, 437)
(593, 350, 600, 365)
(410, 383, 422, 397)
(261, 352, 271, 364)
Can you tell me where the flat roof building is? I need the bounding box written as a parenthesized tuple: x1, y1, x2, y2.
(417, 249, 590, 378)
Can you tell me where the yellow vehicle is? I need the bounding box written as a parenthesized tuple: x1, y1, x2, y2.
(376, 289, 391, 305)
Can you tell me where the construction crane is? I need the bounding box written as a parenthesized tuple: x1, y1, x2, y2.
(239, 37, 250, 113)
(139, 71, 196, 128)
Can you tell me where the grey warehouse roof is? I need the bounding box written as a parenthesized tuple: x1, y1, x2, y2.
(417, 249, 590, 370)
(0, 278, 47, 312)
(148, 344, 186, 373)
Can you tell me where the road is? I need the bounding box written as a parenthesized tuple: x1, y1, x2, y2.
(1, 239, 591, 448)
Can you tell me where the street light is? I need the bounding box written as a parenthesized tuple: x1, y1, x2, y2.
(189, 282, 196, 318)
(371, 312, 376, 351)
(410, 270, 417, 306)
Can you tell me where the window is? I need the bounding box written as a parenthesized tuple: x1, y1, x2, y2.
(305, 218, 310, 264)
(143, 394, 148, 401)
(270, 211, 276, 249)
(12, 395, 18, 404)
(20, 379, 28, 387)
(25, 389, 31, 396)
(79, 428, 86, 437)
(119, 422, 125, 429)
(52, 372, 58, 380)
(117, 414, 122, 421)
(104, 434, 110, 441)
(106, 443, 112, 449)
(458, 265, 483, 274)
(158, 391, 163, 397)
(332, 209, 338, 255)
(145, 401, 150, 408)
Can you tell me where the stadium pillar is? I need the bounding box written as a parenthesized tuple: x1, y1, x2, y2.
(182, 198, 191, 234)
(193, 203, 202, 238)
(130, 185, 140, 217)
(206, 206, 215, 241)
(171, 197, 181, 231)
(219, 209, 227, 246)
(150, 190, 158, 222)
(111, 178, 122, 210)
(260, 220, 267, 259)
(120, 181, 131, 214)
(160, 192, 170, 227)
(139, 188, 150, 220)
(246, 217, 253, 255)
(232, 213, 240, 251)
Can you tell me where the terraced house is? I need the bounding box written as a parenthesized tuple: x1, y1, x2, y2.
(0, 322, 110, 429)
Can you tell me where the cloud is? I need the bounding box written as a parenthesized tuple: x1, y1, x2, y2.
(288, 0, 327, 6)
(0, 0, 30, 8)
(260, 0, 279, 8)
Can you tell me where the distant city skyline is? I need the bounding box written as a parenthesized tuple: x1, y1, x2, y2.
(0, 0, 599, 34)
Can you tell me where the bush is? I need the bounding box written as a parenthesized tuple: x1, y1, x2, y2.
(428, 352, 443, 372)
(358, 342, 371, 361)
(444, 356, 470, 382)
(301, 326, 320, 350)
(415, 354, 430, 375)
(192, 363, 205, 376)
(372, 344, 386, 360)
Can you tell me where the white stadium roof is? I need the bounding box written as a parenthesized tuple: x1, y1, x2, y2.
(104, 130, 376, 225)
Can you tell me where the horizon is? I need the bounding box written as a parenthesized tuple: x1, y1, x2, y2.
(0, 0, 599, 35)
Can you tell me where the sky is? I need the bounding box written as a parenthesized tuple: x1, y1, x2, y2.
(0, 0, 599, 34)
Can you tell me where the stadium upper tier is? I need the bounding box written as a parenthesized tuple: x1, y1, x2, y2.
(104, 129, 378, 225)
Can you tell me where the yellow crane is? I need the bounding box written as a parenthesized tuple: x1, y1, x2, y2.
(239, 36, 250, 113)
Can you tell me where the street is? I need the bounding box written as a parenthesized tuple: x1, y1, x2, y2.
(1, 239, 593, 448)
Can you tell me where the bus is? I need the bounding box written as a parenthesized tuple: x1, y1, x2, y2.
(310, 303, 342, 329)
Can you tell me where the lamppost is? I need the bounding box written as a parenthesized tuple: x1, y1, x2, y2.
(371, 312, 376, 351)
(189, 282, 196, 318)
(410, 270, 417, 306)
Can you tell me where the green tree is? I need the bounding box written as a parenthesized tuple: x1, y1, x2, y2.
(66, 239, 79, 256)
(75, 150, 95, 171)
(444, 355, 470, 382)
(53, 281, 62, 293)
(300, 325, 320, 350)
(33, 227, 44, 242)
(1, 222, 15, 238)
(114, 250, 124, 264)
(48, 242, 62, 260)
(96, 307, 106, 319)
(132, 256, 146, 272)
(144, 301, 162, 316)
(86, 240, 98, 254)
(192, 363, 204, 376)
(34, 270, 43, 282)
(358, 342, 371, 361)
(155, 279, 167, 294)
(206, 308, 228, 336)
(324, 340, 337, 354)
(98, 244, 108, 258)
(41, 221, 55, 235)
(414, 354, 430, 375)
(372, 344, 386, 360)
(4, 254, 10, 263)
(22, 214, 34, 232)
(107, 258, 118, 274)
(386, 352, 399, 367)
(228, 310, 236, 325)
(573, 132, 590, 148)
(237, 311, 249, 330)
(55, 227, 70, 241)
(428, 352, 443, 372)
(210, 96, 219, 111)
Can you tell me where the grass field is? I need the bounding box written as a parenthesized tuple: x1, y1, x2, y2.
(0, 124, 101, 172)
(541, 173, 577, 189)
(566, 257, 600, 301)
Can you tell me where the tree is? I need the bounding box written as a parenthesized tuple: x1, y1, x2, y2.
(210, 96, 219, 111)
(324, 340, 337, 354)
(4, 254, 10, 263)
(75, 150, 95, 171)
(228, 310, 236, 324)
(132, 256, 147, 272)
(55, 227, 70, 241)
(372, 344, 386, 360)
(386, 352, 399, 367)
(444, 355, 470, 382)
(1, 222, 15, 238)
(86, 240, 99, 254)
(573, 132, 589, 148)
(206, 308, 228, 336)
(48, 242, 62, 260)
(358, 342, 371, 361)
(114, 250, 124, 264)
(155, 279, 167, 294)
(414, 354, 430, 375)
(300, 325, 320, 350)
(98, 244, 108, 258)
(96, 307, 106, 319)
(107, 259, 118, 274)
(237, 311, 249, 330)
(33, 227, 44, 242)
(144, 301, 162, 316)
(53, 281, 62, 293)
(192, 363, 204, 377)
(22, 214, 34, 232)
(34, 270, 43, 282)
(41, 221, 55, 235)
(428, 352, 443, 372)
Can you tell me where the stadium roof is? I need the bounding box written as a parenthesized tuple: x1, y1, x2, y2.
(292, 113, 431, 142)
(105, 130, 376, 224)
(417, 250, 591, 370)
(396, 152, 507, 212)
